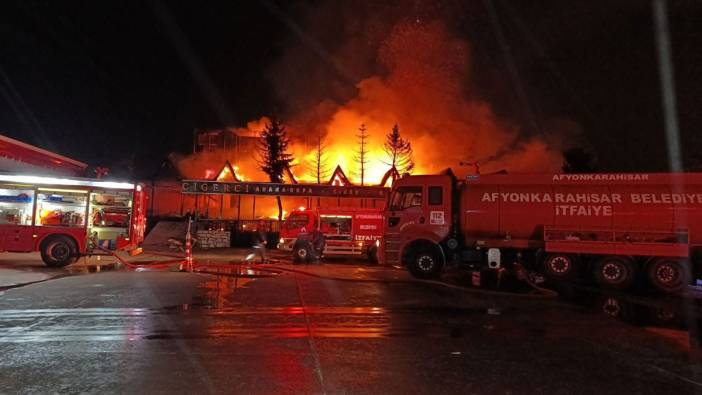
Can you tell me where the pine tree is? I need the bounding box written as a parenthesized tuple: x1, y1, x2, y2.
(310, 132, 330, 184)
(353, 124, 369, 185)
(257, 119, 294, 220)
(383, 123, 415, 174)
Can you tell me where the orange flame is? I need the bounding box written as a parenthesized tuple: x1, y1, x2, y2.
(176, 21, 567, 187)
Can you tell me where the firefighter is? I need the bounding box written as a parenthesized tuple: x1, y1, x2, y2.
(309, 227, 326, 264)
(251, 221, 268, 263)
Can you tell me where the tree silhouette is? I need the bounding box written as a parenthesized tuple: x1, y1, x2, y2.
(562, 147, 598, 174)
(383, 123, 414, 174)
(257, 119, 294, 220)
(310, 131, 330, 184)
(353, 124, 370, 185)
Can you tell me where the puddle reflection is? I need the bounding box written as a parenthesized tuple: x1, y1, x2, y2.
(65, 263, 118, 274)
(189, 265, 281, 308)
(555, 283, 702, 348)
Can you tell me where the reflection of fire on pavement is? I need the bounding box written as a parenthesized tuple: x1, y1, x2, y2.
(200, 276, 253, 308)
(198, 269, 260, 308)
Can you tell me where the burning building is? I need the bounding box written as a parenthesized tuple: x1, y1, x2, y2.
(147, 126, 389, 225)
(193, 127, 259, 157)
(148, 16, 574, 230)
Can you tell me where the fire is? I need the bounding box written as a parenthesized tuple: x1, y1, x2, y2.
(216, 164, 245, 182)
(156, 11, 583, 226)
(175, 20, 567, 188)
(261, 114, 429, 186)
(230, 22, 563, 184)
(268, 210, 287, 220)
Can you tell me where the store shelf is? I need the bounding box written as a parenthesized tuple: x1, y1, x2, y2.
(35, 224, 85, 228)
(39, 201, 86, 207)
(90, 204, 129, 208)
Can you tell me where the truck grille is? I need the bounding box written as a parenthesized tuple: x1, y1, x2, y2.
(384, 234, 401, 265)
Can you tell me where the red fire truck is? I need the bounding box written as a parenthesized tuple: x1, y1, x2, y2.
(0, 173, 146, 267)
(278, 207, 383, 263)
(383, 171, 702, 293)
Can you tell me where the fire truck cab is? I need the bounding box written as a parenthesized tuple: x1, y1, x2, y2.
(0, 173, 146, 267)
(278, 207, 383, 263)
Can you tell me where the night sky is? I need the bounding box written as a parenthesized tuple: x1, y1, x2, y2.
(0, 0, 700, 177)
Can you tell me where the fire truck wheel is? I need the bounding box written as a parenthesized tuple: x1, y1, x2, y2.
(593, 256, 638, 290)
(407, 248, 443, 279)
(647, 258, 690, 294)
(542, 253, 579, 281)
(293, 243, 311, 264)
(40, 236, 78, 267)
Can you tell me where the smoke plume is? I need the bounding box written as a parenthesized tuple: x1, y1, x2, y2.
(180, 2, 573, 182)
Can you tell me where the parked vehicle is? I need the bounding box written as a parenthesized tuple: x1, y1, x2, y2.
(383, 171, 702, 293)
(278, 207, 383, 263)
(0, 173, 146, 266)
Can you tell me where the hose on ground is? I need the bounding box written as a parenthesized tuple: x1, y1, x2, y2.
(87, 247, 559, 298)
(194, 262, 558, 298)
(93, 247, 183, 270)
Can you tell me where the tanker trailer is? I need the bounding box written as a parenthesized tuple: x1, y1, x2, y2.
(383, 171, 702, 293)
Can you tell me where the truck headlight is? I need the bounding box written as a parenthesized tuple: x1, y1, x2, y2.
(375, 239, 380, 247)
(279, 238, 285, 244)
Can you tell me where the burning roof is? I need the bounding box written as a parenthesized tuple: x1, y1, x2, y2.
(175, 19, 573, 186)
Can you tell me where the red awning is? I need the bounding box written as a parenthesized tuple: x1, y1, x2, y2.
(0, 134, 87, 176)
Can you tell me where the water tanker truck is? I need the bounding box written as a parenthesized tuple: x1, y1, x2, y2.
(383, 171, 702, 293)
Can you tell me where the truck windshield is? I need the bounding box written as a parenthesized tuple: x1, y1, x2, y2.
(284, 213, 310, 229)
(320, 215, 352, 235)
(388, 187, 422, 210)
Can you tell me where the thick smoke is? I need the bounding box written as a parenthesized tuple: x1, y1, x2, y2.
(180, 2, 571, 181)
(282, 18, 564, 179)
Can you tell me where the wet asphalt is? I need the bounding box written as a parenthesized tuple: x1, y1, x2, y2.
(1, 259, 702, 394)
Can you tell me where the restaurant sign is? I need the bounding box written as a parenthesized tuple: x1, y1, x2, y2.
(181, 180, 389, 199)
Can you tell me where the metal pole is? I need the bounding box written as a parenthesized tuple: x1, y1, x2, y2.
(252, 195, 256, 219)
(652, 0, 699, 357)
(483, 0, 540, 134)
(237, 195, 241, 220)
(193, 129, 198, 154)
(653, 0, 682, 172)
(179, 186, 184, 216)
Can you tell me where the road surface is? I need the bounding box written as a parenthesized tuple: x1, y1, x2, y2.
(1, 253, 701, 394)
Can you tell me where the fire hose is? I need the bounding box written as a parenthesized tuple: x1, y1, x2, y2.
(86, 219, 557, 297)
(83, 251, 558, 298)
(93, 246, 183, 270)
(85, 218, 196, 271)
(194, 262, 558, 298)
(85, 247, 558, 299)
